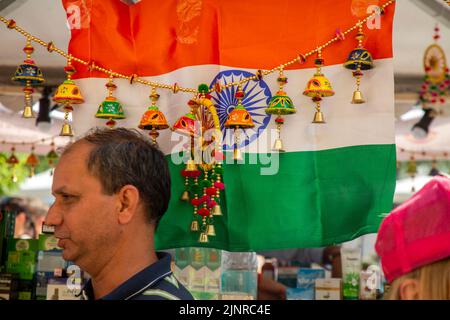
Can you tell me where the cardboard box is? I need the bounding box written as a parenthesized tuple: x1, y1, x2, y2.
(315, 278, 342, 300)
(46, 278, 82, 300)
(6, 239, 38, 280)
(296, 268, 325, 299)
(277, 267, 299, 288)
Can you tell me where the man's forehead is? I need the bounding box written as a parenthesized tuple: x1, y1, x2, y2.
(52, 141, 93, 184)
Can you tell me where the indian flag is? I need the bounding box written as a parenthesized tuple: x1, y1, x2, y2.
(63, 0, 396, 251)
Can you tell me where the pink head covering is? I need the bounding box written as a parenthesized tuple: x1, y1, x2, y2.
(375, 176, 450, 283)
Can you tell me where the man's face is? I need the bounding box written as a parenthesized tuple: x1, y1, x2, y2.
(45, 142, 120, 272)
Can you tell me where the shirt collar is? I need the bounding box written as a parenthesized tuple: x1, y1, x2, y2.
(81, 252, 173, 300)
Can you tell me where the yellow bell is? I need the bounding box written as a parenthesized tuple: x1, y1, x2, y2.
(180, 190, 190, 202)
(199, 233, 209, 243)
(212, 205, 222, 216)
(312, 110, 325, 124)
(22, 105, 35, 118)
(273, 138, 284, 152)
(206, 224, 216, 236)
(60, 123, 74, 137)
(233, 148, 242, 161)
(303, 73, 335, 98)
(351, 90, 365, 104)
(53, 80, 84, 105)
(190, 220, 199, 232)
(186, 159, 197, 171)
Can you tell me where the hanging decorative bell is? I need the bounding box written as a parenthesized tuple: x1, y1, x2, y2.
(224, 86, 254, 160)
(11, 38, 45, 118)
(6, 149, 19, 165)
(190, 220, 199, 232)
(351, 90, 365, 104)
(344, 47, 374, 71)
(54, 56, 84, 137)
(96, 96, 126, 128)
(180, 190, 190, 202)
(303, 50, 334, 124)
(344, 22, 374, 104)
(266, 71, 296, 152)
(47, 143, 59, 165)
(303, 73, 335, 97)
(60, 122, 74, 137)
(206, 224, 216, 236)
(96, 77, 125, 128)
(212, 204, 222, 216)
(198, 233, 209, 243)
(6, 147, 19, 183)
(172, 111, 197, 136)
(224, 103, 255, 128)
(26, 147, 39, 177)
(138, 89, 169, 145)
(53, 80, 84, 105)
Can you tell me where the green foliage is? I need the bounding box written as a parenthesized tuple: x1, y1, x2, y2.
(0, 153, 54, 196)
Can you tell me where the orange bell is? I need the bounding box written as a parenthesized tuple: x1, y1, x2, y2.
(224, 103, 255, 129)
(139, 106, 169, 130)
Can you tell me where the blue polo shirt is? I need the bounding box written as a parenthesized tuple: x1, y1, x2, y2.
(80, 252, 194, 300)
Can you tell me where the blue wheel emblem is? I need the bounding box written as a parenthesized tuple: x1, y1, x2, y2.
(209, 70, 272, 150)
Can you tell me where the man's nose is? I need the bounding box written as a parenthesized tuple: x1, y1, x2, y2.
(45, 203, 63, 227)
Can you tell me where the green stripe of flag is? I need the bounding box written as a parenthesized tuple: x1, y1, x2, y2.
(155, 144, 396, 251)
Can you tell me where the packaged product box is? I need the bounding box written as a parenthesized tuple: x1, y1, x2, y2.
(341, 247, 361, 300)
(174, 248, 190, 288)
(38, 234, 61, 251)
(221, 269, 257, 299)
(189, 247, 207, 291)
(6, 239, 38, 280)
(17, 279, 34, 300)
(277, 266, 299, 288)
(315, 278, 342, 300)
(36, 250, 66, 273)
(0, 209, 15, 267)
(205, 248, 221, 293)
(359, 268, 383, 300)
(46, 278, 82, 300)
(0, 273, 18, 300)
(296, 268, 325, 300)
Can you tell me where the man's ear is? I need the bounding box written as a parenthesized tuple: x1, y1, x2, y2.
(399, 278, 420, 300)
(116, 185, 140, 225)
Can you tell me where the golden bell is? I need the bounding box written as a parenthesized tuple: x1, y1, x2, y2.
(199, 232, 209, 243)
(60, 123, 74, 137)
(206, 224, 216, 236)
(233, 147, 242, 161)
(273, 138, 284, 152)
(190, 220, 199, 232)
(312, 111, 325, 124)
(212, 205, 222, 216)
(351, 90, 365, 104)
(180, 190, 190, 202)
(22, 105, 35, 118)
(186, 159, 197, 171)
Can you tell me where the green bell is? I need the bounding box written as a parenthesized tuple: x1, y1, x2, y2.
(95, 96, 125, 128)
(265, 90, 296, 115)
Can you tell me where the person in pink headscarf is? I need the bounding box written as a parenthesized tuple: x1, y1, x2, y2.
(375, 176, 450, 300)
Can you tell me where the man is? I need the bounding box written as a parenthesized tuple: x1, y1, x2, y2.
(45, 127, 193, 300)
